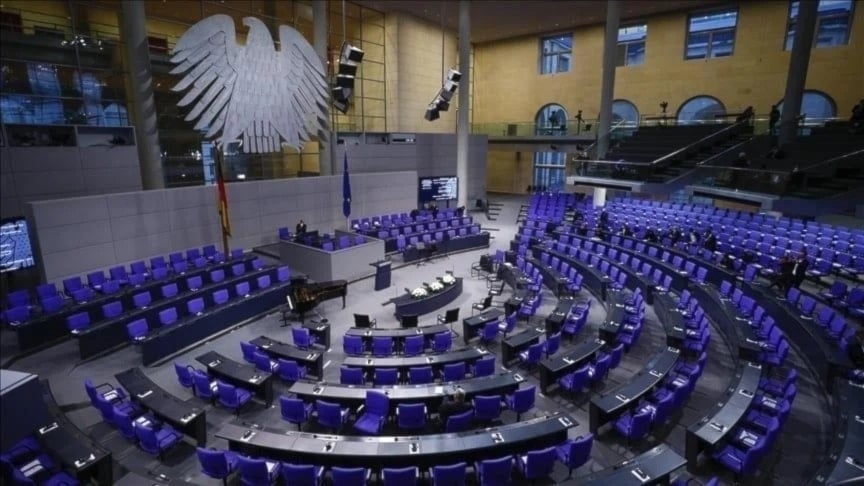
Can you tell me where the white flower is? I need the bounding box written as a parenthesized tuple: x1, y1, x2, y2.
(429, 282, 444, 292)
(411, 287, 428, 298)
(441, 274, 456, 285)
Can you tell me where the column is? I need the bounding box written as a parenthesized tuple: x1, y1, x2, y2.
(456, 0, 471, 208)
(592, 187, 607, 208)
(595, 0, 620, 159)
(120, 0, 164, 189)
(779, 0, 818, 147)
(313, 0, 334, 176)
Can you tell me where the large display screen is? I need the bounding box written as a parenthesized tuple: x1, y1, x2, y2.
(419, 176, 458, 202)
(1, 217, 36, 274)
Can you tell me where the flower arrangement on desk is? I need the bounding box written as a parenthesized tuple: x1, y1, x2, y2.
(411, 287, 429, 298)
(428, 281, 444, 292)
(440, 274, 456, 285)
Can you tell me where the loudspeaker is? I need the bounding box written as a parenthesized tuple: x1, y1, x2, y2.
(336, 74, 355, 90)
(425, 104, 440, 121)
(342, 43, 365, 63)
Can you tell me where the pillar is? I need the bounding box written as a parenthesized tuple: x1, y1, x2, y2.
(595, 0, 620, 159)
(313, 0, 334, 176)
(456, 0, 471, 208)
(592, 187, 608, 208)
(120, 0, 164, 189)
(779, 0, 818, 147)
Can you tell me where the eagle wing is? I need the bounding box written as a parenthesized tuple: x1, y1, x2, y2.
(170, 14, 240, 142)
(273, 25, 330, 151)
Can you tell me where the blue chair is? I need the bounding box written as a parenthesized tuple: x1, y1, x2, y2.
(558, 364, 589, 395)
(101, 300, 123, 319)
(354, 391, 389, 435)
(134, 420, 183, 458)
(41, 295, 64, 314)
(277, 359, 307, 382)
(213, 289, 230, 305)
(63, 276, 83, 296)
(472, 356, 496, 377)
(556, 434, 594, 477)
(187, 297, 205, 316)
(231, 248, 244, 260)
(516, 446, 557, 480)
(5, 289, 29, 308)
(505, 386, 536, 421)
(373, 336, 394, 357)
(613, 408, 652, 444)
(432, 331, 453, 353)
(113, 407, 146, 441)
(256, 275, 271, 290)
(276, 265, 291, 282)
(475, 456, 513, 485)
(397, 403, 427, 431)
(161, 283, 179, 298)
(519, 342, 544, 368)
(543, 332, 561, 357)
(317, 400, 350, 432)
(236, 281, 250, 297)
(374, 368, 399, 386)
(237, 455, 282, 486)
(587, 353, 611, 385)
(403, 335, 424, 356)
(431, 462, 466, 486)
(442, 362, 466, 381)
(332, 467, 371, 485)
(126, 319, 148, 343)
(66, 312, 90, 333)
(479, 320, 499, 344)
(445, 409, 473, 433)
(192, 369, 217, 403)
(292, 327, 316, 349)
(252, 351, 278, 373)
(498, 313, 517, 337)
(280, 396, 313, 430)
(341, 366, 365, 385)
(132, 292, 153, 310)
(409, 366, 434, 384)
(231, 263, 246, 277)
(71, 286, 95, 304)
(240, 341, 257, 363)
(197, 447, 240, 486)
(158, 307, 178, 326)
(712, 435, 768, 479)
(473, 395, 502, 422)
(36, 283, 58, 301)
(343, 335, 365, 356)
(283, 463, 324, 486)
(211, 268, 226, 283)
(3, 305, 30, 325)
(217, 381, 252, 415)
(174, 362, 195, 391)
(382, 466, 418, 486)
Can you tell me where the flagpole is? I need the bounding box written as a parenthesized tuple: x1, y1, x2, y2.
(216, 148, 230, 256)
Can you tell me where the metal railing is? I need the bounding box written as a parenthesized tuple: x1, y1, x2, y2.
(471, 119, 600, 137)
(649, 118, 753, 168)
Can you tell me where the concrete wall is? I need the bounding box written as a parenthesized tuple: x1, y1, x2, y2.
(26, 171, 416, 284)
(334, 133, 488, 203)
(0, 145, 142, 219)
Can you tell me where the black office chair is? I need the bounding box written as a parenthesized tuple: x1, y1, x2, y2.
(354, 313, 377, 328)
(437, 308, 460, 335)
(472, 295, 493, 315)
(401, 314, 419, 328)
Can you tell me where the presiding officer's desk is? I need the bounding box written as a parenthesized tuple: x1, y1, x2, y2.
(39, 382, 113, 485)
(249, 335, 325, 378)
(289, 372, 525, 410)
(539, 338, 606, 394)
(685, 362, 762, 470)
(811, 379, 864, 485)
(346, 324, 451, 347)
(502, 328, 545, 366)
(567, 444, 687, 486)
(217, 412, 577, 469)
(115, 367, 207, 446)
(589, 347, 681, 433)
(196, 351, 274, 405)
(462, 309, 505, 344)
(342, 348, 488, 374)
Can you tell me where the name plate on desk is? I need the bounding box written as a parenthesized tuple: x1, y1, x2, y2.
(137, 390, 153, 399)
(558, 416, 574, 427)
(514, 374, 525, 382)
(649, 370, 663, 378)
(38, 422, 59, 435)
(491, 432, 504, 443)
(249, 375, 262, 383)
(738, 389, 754, 398)
(631, 467, 651, 482)
(240, 429, 256, 442)
(74, 454, 95, 468)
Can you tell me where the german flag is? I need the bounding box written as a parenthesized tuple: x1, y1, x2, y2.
(215, 152, 231, 238)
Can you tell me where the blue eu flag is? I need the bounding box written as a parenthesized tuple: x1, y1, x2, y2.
(342, 151, 352, 218)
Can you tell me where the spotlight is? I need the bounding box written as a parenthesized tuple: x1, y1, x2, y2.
(424, 104, 440, 121)
(331, 42, 364, 114)
(447, 69, 462, 82)
(423, 67, 461, 122)
(342, 43, 365, 63)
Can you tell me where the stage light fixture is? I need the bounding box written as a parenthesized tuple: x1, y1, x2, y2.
(423, 67, 461, 122)
(424, 104, 440, 121)
(331, 42, 365, 114)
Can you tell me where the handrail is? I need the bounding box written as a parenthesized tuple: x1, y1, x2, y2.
(800, 148, 864, 173)
(649, 119, 751, 167)
(580, 119, 629, 157)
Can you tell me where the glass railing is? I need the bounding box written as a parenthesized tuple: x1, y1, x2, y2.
(471, 119, 600, 137)
(568, 159, 655, 181)
(689, 166, 791, 196)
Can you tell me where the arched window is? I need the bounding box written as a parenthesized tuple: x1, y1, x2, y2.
(676, 95, 726, 124)
(776, 90, 836, 121)
(535, 103, 568, 135)
(612, 99, 639, 127)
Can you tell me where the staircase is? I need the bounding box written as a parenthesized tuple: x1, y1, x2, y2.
(645, 131, 753, 183)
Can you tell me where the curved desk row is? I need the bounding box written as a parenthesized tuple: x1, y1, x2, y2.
(402, 232, 490, 263)
(811, 379, 864, 485)
(589, 347, 681, 433)
(539, 337, 606, 394)
(462, 309, 506, 344)
(342, 347, 488, 373)
(288, 372, 525, 409)
(115, 367, 207, 446)
(391, 278, 463, 318)
(346, 323, 451, 344)
(196, 351, 275, 406)
(217, 412, 577, 469)
(76, 264, 276, 360)
(13, 256, 254, 351)
(562, 444, 687, 485)
(249, 335, 325, 378)
(525, 256, 570, 297)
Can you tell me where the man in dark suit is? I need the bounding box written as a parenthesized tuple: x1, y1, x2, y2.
(295, 219, 307, 235)
(437, 388, 471, 427)
(703, 230, 717, 252)
(790, 252, 809, 290)
(848, 330, 864, 369)
(768, 254, 794, 292)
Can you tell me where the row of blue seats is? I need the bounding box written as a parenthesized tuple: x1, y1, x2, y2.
(0, 436, 79, 485)
(362, 218, 475, 239)
(351, 208, 462, 228)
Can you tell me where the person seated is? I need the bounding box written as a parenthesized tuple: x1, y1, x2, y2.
(438, 388, 471, 426)
(296, 219, 307, 235)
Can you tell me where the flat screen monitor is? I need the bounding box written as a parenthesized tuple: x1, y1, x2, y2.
(401, 314, 418, 328)
(0, 217, 36, 274)
(419, 176, 458, 203)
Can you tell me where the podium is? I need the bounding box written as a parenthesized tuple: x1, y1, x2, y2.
(370, 260, 391, 291)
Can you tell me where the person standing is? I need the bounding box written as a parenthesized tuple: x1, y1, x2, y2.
(848, 330, 864, 369)
(790, 252, 809, 290)
(769, 105, 780, 134)
(768, 254, 794, 292)
(295, 219, 307, 235)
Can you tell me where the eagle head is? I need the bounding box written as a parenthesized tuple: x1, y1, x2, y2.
(242, 17, 272, 47)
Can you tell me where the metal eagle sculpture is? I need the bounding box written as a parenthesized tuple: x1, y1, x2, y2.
(170, 15, 329, 153)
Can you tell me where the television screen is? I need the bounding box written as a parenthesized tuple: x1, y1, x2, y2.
(0, 217, 36, 274)
(419, 176, 458, 202)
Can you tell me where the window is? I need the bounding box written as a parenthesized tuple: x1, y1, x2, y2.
(685, 9, 738, 59)
(617, 24, 647, 67)
(612, 100, 640, 127)
(785, 1, 854, 50)
(535, 103, 568, 135)
(676, 96, 726, 124)
(533, 104, 568, 191)
(776, 90, 836, 120)
(539, 34, 572, 74)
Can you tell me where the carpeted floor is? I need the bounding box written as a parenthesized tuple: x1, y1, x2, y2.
(3, 194, 834, 485)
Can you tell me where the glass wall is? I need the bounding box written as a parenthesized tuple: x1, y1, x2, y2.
(532, 104, 568, 191)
